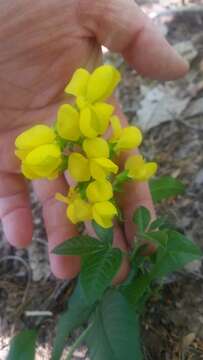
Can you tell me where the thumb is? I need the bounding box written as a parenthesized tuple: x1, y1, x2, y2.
(78, 0, 188, 80)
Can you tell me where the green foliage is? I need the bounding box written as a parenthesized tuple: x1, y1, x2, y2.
(123, 228, 202, 307)
(52, 236, 107, 256)
(92, 221, 113, 244)
(51, 281, 94, 360)
(113, 170, 129, 192)
(150, 176, 185, 203)
(133, 206, 151, 233)
(85, 290, 142, 360)
(7, 330, 37, 360)
(81, 248, 123, 304)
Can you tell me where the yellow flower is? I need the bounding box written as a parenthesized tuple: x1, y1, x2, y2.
(86, 179, 113, 203)
(92, 201, 118, 228)
(22, 144, 62, 180)
(110, 116, 143, 152)
(64, 65, 120, 138)
(67, 198, 92, 224)
(15, 125, 62, 180)
(56, 104, 81, 141)
(15, 124, 56, 160)
(125, 155, 158, 181)
(68, 138, 118, 182)
(56, 188, 92, 224)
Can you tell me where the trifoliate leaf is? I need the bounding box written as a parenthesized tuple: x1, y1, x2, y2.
(86, 290, 142, 360)
(150, 176, 185, 203)
(7, 330, 37, 360)
(133, 206, 151, 233)
(81, 248, 123, 304)
(52, 236, 108, 256)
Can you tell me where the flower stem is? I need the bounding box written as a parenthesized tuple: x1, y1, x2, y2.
(66, 322, 93, 360)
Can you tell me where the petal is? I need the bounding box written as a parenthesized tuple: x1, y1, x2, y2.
(68, 152, 91, 182)
(116, 126, 143, 151)
(86, 179, 113, 203)
(89, 159, 107, 180)
(79, 107, 99, 138)
(15, 125, 56, 150)
(110, 115, 122, 141)
(67, 203, 78, 224)
(21, 162, 39, 180)
(73, 199, 93, 222)
(64, 68, 90, 97)
(92, 102, 114, 135)
(67, 199, 92, 224)
(87, 65, 121, 103)
(15, 148, 30, 160)
(145, 162, 158, 179)
(56, 104, 81, 141)
(92, 201, 118, 228)
(125, 155, 145, 178)
(24, 144, 62, 177)
(83, 137, 109, 159)
(94, 158, 118, 174)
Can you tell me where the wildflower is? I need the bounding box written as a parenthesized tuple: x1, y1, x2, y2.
(68, 138, 118, 182)
(56, 188, 92, 224)
(110, 116, 142, 152)
(125, 155, 157, 181)
(15, 125, 62, 180)
(56, 104, 81, 141)
(86, 179, 113, 203)
(92, 201, 118, 228)
(64, 65, 120, 138)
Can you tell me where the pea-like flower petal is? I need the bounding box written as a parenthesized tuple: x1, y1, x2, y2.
(79, 107, 99, 139)
(86, 179, 113, 203)
(67, 198, 92, 224)
(56, 104, 81, 141)
(83, 137, 109, 159)
(64, 68, 90, 97)
(86, 65, 121, 103)
(92, 102, 114, 134)
(68, 152, 91, 182)
(92, 201, 118, 228)
(116, 126, 142, 151)
(90, 158, 118, 180)
(110, 115, 122, 141)
(125, 155, 158, 181)
(15, 125, 56, 151)
(22, 144, 62, 180)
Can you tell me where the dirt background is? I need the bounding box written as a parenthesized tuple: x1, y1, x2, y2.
(1, 0, 203, 359)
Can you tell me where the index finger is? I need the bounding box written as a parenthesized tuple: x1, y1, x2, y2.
(79, 0, 189, 80)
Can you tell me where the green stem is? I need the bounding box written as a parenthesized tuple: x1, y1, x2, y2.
(66, 322, 93, 360)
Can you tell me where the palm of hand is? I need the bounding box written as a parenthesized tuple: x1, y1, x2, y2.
(0, 0, 187, 280)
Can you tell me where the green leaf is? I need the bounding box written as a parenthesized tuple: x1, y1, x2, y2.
(151, 230, 202, 278)
(81, 248, 123, 304)
(150, 176, 185, 203)
(86, 290, 142, 360)
(7, 330, 37, 360)
(92, 221, 113, 244)
(149, 216, 169, 230)
(122, 274, 151, 308)
(140, 230, 168, 248)
(51, 281, 94, 360)
(113, 170, 129, 192)
(52, 236, 107, 256)
(133, 206, 151, 233)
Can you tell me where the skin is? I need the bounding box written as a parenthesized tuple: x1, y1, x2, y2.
(0, 0, 188, 281)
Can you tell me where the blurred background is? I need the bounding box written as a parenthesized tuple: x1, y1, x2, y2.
(0, 0, 203, 359)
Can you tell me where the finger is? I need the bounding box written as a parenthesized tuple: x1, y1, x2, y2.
(113, 101, 155, 245)
(33, 176, 80, 279)
(79, 0, 189, 80)
(85, 221, 130, 284)
(0, 173, 33, 248)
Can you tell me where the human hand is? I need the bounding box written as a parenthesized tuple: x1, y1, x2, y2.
(0, 0, 188, 280)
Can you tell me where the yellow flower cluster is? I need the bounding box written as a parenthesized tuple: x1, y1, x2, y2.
(15, 65, 157, 228)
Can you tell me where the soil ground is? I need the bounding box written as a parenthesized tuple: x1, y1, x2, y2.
(0, 1, 203, 359)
